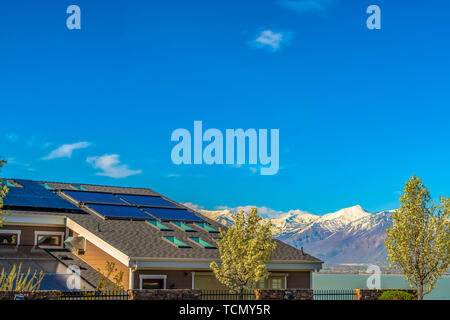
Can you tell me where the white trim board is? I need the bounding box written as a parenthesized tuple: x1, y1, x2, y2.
(134, 261, 322, 271)
(0, 229, 21, 245)
(34, 230, 65, 249)
(139, 275, 167, 289)
(66, 218, 130, 266)
(3, 214, 66, 226)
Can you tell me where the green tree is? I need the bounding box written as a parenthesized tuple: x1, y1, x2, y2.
(95, 261, 124, 294)
(210, 208, 277, 297)
(0, 159, 8, 228)
(385, 176, 450, 300)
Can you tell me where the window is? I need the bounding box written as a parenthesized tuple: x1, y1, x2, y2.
(40, 183, 53, 190)
(190, 237, 216, 249)
(195, 223, 218, 233)
(38, 235, 61, 246)
(34, 231, 64, 248)
(148, 220, 172, 231)
(0, 230, 20, 245)
(73, 185, 87, 191)
(164, 236, 190, 248)
(139, 275, 166, 289)
(255, 280, 265, 289)
(271, 278, 282, 290)
(1, 180, 17, 188)
(172, 221, 195, 232)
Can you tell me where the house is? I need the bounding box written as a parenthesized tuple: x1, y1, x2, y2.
(0, 178, 323, 290)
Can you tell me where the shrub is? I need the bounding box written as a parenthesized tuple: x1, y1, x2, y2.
(378, 290, 416, 300)
(0, 263, 45, 291)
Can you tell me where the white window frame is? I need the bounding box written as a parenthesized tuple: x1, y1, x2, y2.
(271, 278, 283, 290)
(34, 231, 65, 249)
(0, 230, 21, 245)
(139, 275, 167, 290)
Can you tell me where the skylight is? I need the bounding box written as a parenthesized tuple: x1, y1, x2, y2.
(73, 185, 87, 191)
(164, 236, 190, 248)
(148, 220, 172, 231)
(40, 183, 53, 190)
(1, 180, 17, 188)
(190, 237, 216, 249)
(195, 222, 218, 233)
(172, 221, 195, 232)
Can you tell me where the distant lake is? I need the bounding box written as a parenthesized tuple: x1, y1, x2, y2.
(312, 273, 450, 300)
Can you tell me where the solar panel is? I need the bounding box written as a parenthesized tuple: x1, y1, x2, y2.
(64, 191, 125, 204)
(87, 204, 154, 220)
(3, 180, 80, 211)
(117, 194, 178, 207)
(4, 195, 55, 208)
(142, 208, 204, 222)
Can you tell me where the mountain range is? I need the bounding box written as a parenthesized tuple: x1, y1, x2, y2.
(194, 204, 394, 265)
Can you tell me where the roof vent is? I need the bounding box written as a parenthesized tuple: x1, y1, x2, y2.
(64, 236, 85, 253)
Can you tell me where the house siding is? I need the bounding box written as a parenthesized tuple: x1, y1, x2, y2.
(286, 271, 311, 288)
(133, 270, 193, 289)
(72, 232, 130, 289)
(133, 270, 312, 290)
(0, 224, 66, 246)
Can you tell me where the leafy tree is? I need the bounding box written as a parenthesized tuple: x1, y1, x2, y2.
(0, 159, 8, 228)
(385, 176, 450, 300)
(210, 208, 277, 297)
(95, 261, 124, 294)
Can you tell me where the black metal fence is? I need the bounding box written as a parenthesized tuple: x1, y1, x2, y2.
(313, 289, 356, 300)
(59, 289, 354, 300)
(60, 290, 130, 300)
(201, 290, 256, 300)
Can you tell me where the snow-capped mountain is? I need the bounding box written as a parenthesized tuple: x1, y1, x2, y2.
(303, 210, 394, 264)
(270, 210, 320, 238)
(282, 205, 371, 249)
(194, 204, 394, 265)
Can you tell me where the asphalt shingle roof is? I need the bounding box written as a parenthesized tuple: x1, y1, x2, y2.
(0, 245, 105, 290)
(2, 179, 323, 264)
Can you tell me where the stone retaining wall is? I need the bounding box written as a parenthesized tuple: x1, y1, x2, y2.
(128, 289, 202, 300)
(0, 289, 418, 300)
(0, 290, 61, 300)
(255, 289, 313, 300)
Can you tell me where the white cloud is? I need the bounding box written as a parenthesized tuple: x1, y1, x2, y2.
(6, 133, 18, 142)
(187, 203, 313, 219)
(278, 0, 336, 14)
(5, 157, 34, 171)
(252, 30, 291, 52)
(5, 157, 16, 164)
(183, 202, 205, 211)
(214, 205, 286, 219)
(168, 173, 180, 178)
(86, 154, 142, 179)
(42, 142, 91, 160)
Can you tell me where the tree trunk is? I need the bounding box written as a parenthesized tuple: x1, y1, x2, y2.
(419, 284, 424, 300)
(239, 287, 243, 300)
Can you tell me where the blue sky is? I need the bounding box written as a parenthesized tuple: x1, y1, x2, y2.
(1, 0, 450, 215)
